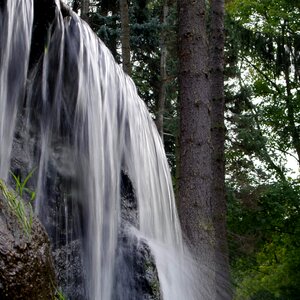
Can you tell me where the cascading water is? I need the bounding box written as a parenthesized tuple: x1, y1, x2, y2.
(0, 1, 204, 299)
(0, 0, 33, 180)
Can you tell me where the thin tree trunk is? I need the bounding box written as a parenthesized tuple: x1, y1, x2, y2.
(209, 0, 231, 298)
(281, 23, 300, 164)
(81, 0, 89, 22)
(156, 1, 169, 140)
(284, 65, 300, 164)
(178, 0, 217, 298)
(120, 0, 131, 75)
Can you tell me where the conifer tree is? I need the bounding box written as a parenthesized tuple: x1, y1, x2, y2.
(177, 0, 231, 298)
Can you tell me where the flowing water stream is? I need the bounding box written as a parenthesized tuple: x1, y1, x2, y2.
(0, 1, 203, 299)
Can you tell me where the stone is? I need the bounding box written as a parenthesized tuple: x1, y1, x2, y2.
(0, 184, 56, 299)
(113, 172, 162, 300)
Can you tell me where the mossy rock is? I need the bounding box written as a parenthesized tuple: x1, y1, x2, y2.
(0, 185, 56, 299)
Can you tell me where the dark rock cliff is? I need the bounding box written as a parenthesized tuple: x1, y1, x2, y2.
(1, 0, 162, 299)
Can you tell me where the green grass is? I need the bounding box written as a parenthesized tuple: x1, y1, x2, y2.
(55, 288, 67, 300)
(0, 179, 34, 236)
(53, 288, 67, 300)
(9, 168, 36, 203)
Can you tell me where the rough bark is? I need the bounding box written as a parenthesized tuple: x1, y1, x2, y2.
(0, 186, 56, 299)
(120, 0, 132, 75)
(178, 0, 231, 298)
(178, 0, 217, 297)
(209, 0, 231, 298)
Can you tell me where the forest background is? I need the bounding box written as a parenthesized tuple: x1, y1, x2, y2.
(64, 0, 300, 299)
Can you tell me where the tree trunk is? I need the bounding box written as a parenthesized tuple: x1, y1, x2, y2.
(120, 0, 131, 75)
(156, 1, 169, 140)
(81, 0, 89, 22)
(178, 0, 231, 298)
(284, 64, 300, 164)
(209, 0, 231, 298)
(178, 0, 217, 298)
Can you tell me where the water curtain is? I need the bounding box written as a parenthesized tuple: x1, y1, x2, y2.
(0, 1, 201, 299)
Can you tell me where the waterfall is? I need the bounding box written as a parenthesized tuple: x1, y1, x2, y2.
(0, 0, 33, 179)
(0, 1, 203, 299)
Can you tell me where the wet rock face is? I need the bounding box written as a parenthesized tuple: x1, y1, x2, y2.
(0, 189, 56, 299)
(113, 172, 162, 300)
(47, 172, 161, 300)
(120, 171, 139, 227)
(114, 231, 161, 300)
(52, 240, 87, 300)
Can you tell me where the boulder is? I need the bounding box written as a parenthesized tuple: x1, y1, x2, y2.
(0, 182, 56, 299)
(113, 172, 162, 300)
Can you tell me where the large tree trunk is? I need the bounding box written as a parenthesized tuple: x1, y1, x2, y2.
(120, 0, 131, 75)
(178, 0, 231, 298)
(177, 0, 217, 298)
(209, 0, 231, 298)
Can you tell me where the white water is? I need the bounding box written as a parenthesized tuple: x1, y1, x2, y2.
(0, 1, 203, 299)
(0, 0, 33, 179)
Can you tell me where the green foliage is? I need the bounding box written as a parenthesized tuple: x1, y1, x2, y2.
(225, 1, 300, 298)
(90, 9, 121, 62)
(0, 179, 34, 236)
(228, 181, 300, 299)
(226, 0, 300, 160)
